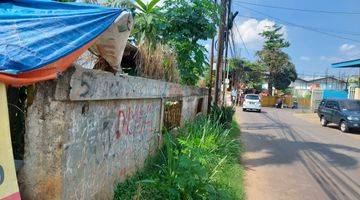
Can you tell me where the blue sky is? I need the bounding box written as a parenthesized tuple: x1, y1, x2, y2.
(215, 0, 360, 77)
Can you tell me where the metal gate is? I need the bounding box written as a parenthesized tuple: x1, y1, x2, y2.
(311, 90, 323, 112)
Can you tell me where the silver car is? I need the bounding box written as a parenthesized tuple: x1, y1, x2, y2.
(242, 94, 261, 113)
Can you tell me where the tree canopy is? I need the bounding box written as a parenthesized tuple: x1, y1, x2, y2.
(256, 24, 297, 94)
(160, 0, 219, 85)
(229, 58, 265, 90)
(132, 0, 219, 85)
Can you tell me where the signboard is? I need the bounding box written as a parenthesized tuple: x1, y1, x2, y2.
(0, 83, 21, 200)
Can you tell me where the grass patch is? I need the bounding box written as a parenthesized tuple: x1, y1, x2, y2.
(114, 107, 244, 200)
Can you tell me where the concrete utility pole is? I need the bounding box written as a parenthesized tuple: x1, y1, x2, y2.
(208, 0, 217, 113)
(214, 0, 227, 106)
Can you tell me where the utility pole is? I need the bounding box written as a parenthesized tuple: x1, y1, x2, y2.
(325, 68, 328, 90)
(207, 36, 215, 112)
(222, 4, 238, 106)
(207, 0, 217, 113)
(221, 37, 229, 105)
(214, 0, 227, 106)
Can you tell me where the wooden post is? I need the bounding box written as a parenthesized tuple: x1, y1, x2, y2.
(207, 0, 218, 113)
(0, 83, 21, 200)
(207, 35, 215, 113)
(222, 0, 232, 106)
(214, 0, 227, 106)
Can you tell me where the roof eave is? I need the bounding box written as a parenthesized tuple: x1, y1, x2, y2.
(332, 58, 360, 68)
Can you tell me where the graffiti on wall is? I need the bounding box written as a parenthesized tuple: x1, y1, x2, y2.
(114, 104, 155, 139)
(62, 100, 161, 199)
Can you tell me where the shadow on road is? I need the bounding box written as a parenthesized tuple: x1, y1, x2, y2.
(240, 109, 360, 199)
(326, 124, 360, 134)
(243, 132, 360, 169)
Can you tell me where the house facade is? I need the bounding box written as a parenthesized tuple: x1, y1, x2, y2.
(290, 76, 346, 97)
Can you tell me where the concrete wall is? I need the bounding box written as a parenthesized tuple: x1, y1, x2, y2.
(19, 67, 208, 200)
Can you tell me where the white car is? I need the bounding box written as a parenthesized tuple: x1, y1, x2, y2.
(242, 94, 261, 112)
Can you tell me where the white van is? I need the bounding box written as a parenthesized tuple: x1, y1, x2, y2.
(243, 94, 261, 112)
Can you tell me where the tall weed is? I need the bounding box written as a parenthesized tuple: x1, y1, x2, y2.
(210, 105, 235, 129)
(114, 108, 243, 200)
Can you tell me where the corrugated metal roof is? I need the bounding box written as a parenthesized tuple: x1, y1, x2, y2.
(332, 58, 360, 68)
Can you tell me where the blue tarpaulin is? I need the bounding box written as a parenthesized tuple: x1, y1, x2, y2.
(0, 0, 122, 75)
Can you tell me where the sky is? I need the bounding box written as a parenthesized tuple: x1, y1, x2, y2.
(222, 0, 360, 78)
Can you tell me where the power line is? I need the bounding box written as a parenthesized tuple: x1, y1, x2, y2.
(232, 21, 250, 56)
(229, 32, 238, 57)
(237, 5, 360, 44)
(234, 1, 360, 15)
(235, 13, 360, 36)
(232, 2, 360, 36)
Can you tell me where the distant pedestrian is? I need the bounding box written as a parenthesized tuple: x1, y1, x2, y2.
(231, 88, 237, 106)
(276, 98, 283, 108)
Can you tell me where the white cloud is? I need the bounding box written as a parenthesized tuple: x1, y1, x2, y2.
(300, 56, 310, 61)
(339, 43, 360, 57)
(339, 44, 356, 52)
(320, 43, 360, 63)
(320, 56, 342, 63)
(233, 18, 287, 49)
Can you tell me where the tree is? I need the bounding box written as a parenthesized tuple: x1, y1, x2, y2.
(229, 58, 265, 90)
(256, 24, 297, 95)
(76, 0, 219, 86)
(161, 0, 219, 85)
(132, 0, 163, 45)
(272, 53, 297, 90)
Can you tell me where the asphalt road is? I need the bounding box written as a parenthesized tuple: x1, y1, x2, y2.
(237, 107, 360, 200)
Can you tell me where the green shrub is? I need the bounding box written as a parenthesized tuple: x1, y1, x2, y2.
(210, 105, 235, 129)
(114, 114, 243, 200)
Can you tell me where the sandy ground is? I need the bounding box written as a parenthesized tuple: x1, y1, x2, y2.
(236, 107, 360, 200)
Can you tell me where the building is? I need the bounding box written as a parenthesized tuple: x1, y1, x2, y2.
(332, 58, 360, 99)
(291, 76, 346, 90)
(290, 76, 346, 97)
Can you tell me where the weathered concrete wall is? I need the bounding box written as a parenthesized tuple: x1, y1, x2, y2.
(19, 67, 208, 200)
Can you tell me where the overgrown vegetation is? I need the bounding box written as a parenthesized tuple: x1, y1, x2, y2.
(136, 41, 180, 83)
(229, 58, 266, 91)
(160, 0, 219, 85)
(58, 0, 219, 85)
(209, 105, 235, 129)
(131, 0, 219, 85)
(114, 106, 244, 200)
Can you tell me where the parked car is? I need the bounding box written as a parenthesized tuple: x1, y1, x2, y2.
(317, 99, 360, 133)
(242, 94, 261, 112)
